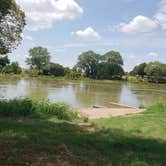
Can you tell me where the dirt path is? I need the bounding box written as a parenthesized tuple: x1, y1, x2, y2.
(78, 108, 145, 119)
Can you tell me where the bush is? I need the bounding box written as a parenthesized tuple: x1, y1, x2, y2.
(0, 99, 34, 117)
(33, 100, 78, 121)
(139, 104, 146, 109)
(0, 99, 78, 121)
(147, 103, 166, 112)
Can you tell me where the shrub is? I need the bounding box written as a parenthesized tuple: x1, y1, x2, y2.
(139, 104, 146, 109)
(147, 103, 166, 112)
(0, 98, 34, 117)
(0, 99, 78, 121)
(33, 100, 78, 121)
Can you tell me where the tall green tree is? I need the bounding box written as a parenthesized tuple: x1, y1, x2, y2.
(26, 47, 51, 71)
(97, 51, 124, 79)
(144, 61, 166, 77)
(0, 0, 25, 55)
(76, 51, 100, 78)
(130, 63, 147, 77)
(102, 51, 123, 65)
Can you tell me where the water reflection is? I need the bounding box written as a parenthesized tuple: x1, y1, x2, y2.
(0, 78, 165, 108)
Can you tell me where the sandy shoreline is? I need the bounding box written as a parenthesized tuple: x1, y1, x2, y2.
(78, 107, 145, 119)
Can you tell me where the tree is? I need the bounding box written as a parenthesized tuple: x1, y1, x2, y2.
(102, 51, 123, 65)
(66, 67, 82, 80)
(97, 62, 124, 79)
(42, 63, 65, 76)
(130, 63, 147, 77)
(2, 62, 22, 74)
(144, 61, 166, 77)
(97, 51, 124, 79)
(0, 0, 13, 18)
(0, 0, 26, 55)
(76, 51, 100, 78)
(0, 56, 10, 67)
(26, 47, 51, 71)
(144, 61, 166, 83)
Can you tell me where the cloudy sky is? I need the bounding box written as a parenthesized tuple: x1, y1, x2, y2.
(9, 0, 166, 71)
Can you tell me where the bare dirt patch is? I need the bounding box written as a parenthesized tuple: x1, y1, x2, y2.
(78, 108, 145, 119)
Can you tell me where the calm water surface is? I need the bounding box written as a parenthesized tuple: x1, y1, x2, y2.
(0, 78, 166, 108)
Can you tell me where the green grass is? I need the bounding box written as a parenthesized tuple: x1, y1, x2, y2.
(0, 99, 77, 121)
(0, 103, 165, 165)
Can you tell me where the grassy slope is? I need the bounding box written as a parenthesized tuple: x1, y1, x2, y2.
(0, 108, 166, 165)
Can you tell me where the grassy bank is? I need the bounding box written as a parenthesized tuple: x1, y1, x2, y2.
(0, 101, 166, 165)
(0, 99, 78, 121)
(1, 74, 166, 85)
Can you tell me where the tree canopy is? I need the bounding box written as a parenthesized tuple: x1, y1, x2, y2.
(0, 0, 25, 55)
(130, 63, 147, 76)
(103, 51, 123, 65)
(76, 50, 124, 79)
(0, 56, 10, 67)
(144, 61, 166, 77)
(42, 63, 65, 77)
(76, 51, 100, 78)
(26, 47, 51, 71)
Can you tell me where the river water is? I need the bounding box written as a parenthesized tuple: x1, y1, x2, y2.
(0, 78, 165, 108)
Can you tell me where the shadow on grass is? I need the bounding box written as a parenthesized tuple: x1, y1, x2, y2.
(0, 118, 166, 166)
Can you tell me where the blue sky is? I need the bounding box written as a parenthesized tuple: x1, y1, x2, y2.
(9, 0, 166, 71)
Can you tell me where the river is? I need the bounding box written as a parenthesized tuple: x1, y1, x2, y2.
(0, 77, 165, 108)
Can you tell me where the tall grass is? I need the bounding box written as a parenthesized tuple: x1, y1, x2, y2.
(0, 99, 34, 117)
(147, 103, 166, 112)
(0, 99, 77, 121)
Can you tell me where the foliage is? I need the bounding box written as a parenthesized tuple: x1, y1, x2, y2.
(66, 68, 82, 80)
(97, 62, 124, 79)
(0, 56, 10, 68)
(76, 50, 124, 79)
(42, 63, 65, 76)
(0, 0, 13, 17)
(76, 51, 100, 78)
(147, 103, 166, 113)
(34, 100, 78, 121)
(130, 63, 147, 76)
(0, 55, 10, 71)
(144, 61, 166, 77)
(2, 62, 22, 74)
(0, 98, 34, 117)
(103, 51, 123, 65)
(26, 47, 51, 71)
(130, 61, 166, 83)
(0, 98, 77, 121)
(0, 0, 25, 54)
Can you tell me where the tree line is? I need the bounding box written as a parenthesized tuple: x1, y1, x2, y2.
(129, 61, 166, 83)
(0, 46, 165, 83)
(23, 47, 124, 80)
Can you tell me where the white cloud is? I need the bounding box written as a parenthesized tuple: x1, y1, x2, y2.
(24, 35, 33, 41)
(72, 27, 101, 41)
(64, 43, 86, 48)
(118, 15, 157, 33)
(155, 0, 166, 30)
(16, 0, 83, 31)
(146, 52, 159, 58)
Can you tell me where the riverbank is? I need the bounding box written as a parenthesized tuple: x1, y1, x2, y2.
(1, 73, 166, 86)
(0, 102, 165, 165)
(78, 107, 145, 119)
